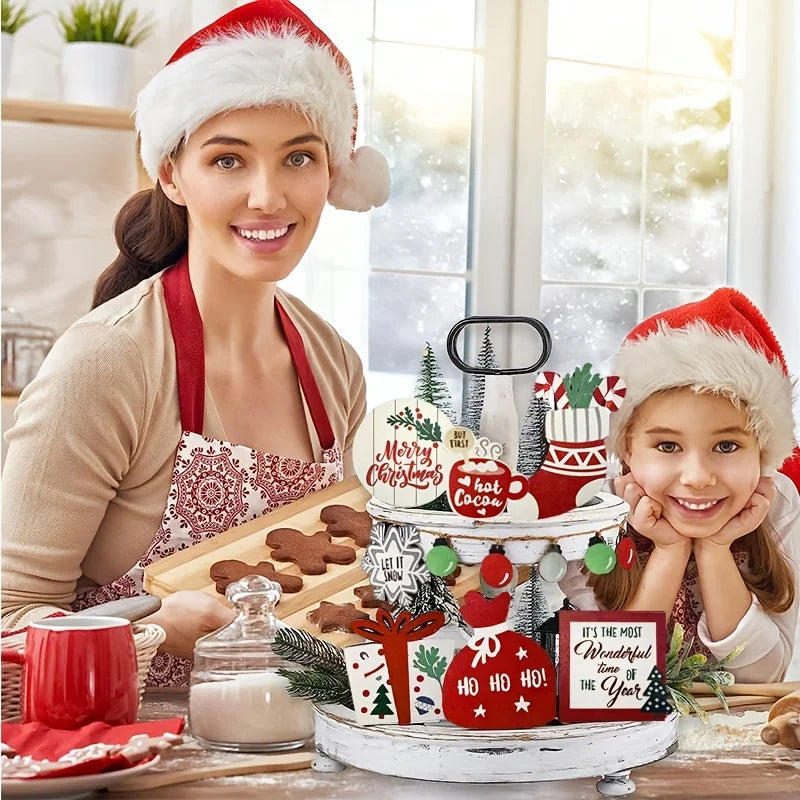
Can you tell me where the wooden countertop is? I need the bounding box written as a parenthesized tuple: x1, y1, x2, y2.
(103, 691, 799, 799)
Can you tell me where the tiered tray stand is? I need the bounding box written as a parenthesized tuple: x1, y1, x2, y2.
(313, 704, 679, 796)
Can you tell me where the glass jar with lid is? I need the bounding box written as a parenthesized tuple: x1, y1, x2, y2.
(189, 575, 313, 751)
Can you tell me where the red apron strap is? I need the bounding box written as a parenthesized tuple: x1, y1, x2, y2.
(163, 256, 336, 450)
(163, 255, 205, 433)
(276, 300, 336, 452)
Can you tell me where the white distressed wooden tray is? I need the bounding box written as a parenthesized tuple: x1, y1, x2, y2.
(367, 492, 629, 565)
(313, 704, 678, 795)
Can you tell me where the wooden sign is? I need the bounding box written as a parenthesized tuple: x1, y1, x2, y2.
(558, 610, 669, 723)
(352, 398, 458, 508)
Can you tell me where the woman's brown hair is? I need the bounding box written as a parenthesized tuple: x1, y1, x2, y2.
(588, 521, 795, 614)
(92, 182, 187, 308)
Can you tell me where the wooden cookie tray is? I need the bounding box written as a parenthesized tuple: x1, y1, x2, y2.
(144, 477, 482, 646)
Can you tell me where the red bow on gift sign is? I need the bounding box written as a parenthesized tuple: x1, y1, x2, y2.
(351, 609, 445, 724)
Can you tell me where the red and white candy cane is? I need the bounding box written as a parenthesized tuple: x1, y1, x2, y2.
(591, 376, 627, 411)
(534, 371, 570, 409)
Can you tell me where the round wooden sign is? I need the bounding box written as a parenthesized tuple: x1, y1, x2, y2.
(353, 398, 458, 509)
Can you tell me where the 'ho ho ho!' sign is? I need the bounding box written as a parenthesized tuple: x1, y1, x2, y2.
(353, 398, 459, 508)
(558, 610, 669, 723)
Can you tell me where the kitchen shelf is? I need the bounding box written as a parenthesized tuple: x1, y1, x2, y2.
(1, 97, 134, 130)
(1, 97, 151, 189)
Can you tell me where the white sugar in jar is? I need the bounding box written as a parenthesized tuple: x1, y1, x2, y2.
(189, 672, 313, 749)
(189, 576, 314, 752)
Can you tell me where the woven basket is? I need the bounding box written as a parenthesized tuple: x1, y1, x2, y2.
(1, 622, 166, 721)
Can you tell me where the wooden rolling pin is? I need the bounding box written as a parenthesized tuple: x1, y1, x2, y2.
(690, 682, 800, 698)
(761, 689, 800, 750)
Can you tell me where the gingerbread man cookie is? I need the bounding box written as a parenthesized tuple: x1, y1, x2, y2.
(265, 528, 356, 575)
(319, 505, 372, 548)
(307, 601, 368, 633)
(209, 560, 303, 595)
(443, 566, 462, 587)
(353, 584, 394, 613)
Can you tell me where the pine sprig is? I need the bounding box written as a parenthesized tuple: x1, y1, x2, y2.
(274, 626, 347, 681)
(412, 645, 447, 684)
(665, 622, 742, 721)
(563, 363, 602, 408)
(276, 667, 354, 709)
(386, 407, 442, 442)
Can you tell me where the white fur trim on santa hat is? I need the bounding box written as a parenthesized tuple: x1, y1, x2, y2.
(607, 321, 796, 472)
(135, 26, 389, 210)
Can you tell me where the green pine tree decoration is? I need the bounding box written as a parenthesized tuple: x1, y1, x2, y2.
(273, 627, 354, 709)
(665, 622, 742, 721)
(461, 324, 497, 434)
(414, 342, 456, 424)
(371, 683, 394, 717)
(641, 665, 672, 714)
(395, 575, 470, 633)
(513, 568, 551, 644)
(517, 392, 550, 476)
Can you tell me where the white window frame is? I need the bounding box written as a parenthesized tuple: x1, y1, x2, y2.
(468, 0, 783, 412)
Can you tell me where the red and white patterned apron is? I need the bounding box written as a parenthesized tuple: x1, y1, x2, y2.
(73, 257, 344, 686)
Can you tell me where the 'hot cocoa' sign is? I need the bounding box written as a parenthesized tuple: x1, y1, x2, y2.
(448, 458, 529, 518)
(558, 610, 669, 723)
(353, 398, 458, 508)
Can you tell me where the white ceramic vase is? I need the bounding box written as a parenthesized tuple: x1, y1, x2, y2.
(2, 32, 14, 97)
(61, 41, 134, 108)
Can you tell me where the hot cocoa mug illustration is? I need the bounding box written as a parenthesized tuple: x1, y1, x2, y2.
(447, 458, 528, 518)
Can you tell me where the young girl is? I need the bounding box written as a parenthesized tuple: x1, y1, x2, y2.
(560, 288, 800, 682)
(1, 1, 389, 685)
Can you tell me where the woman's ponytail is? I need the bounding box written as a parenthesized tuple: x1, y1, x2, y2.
(92, 182, 187, 308)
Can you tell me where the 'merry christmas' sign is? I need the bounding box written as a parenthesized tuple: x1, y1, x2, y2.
(558, 610, 669, 723)
(353, 398, 458, 508)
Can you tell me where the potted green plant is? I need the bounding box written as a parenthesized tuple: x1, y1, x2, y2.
(57, 0, 153, 108)
(2, 0, 39, 96)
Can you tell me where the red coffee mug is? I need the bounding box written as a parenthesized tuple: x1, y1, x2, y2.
(447, 458, 529, 518)
(1, 616, 139, 729)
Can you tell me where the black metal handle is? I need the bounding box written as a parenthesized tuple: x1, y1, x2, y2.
(446, 316, 552, 375)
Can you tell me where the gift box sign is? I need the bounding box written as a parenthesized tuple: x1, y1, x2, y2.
(346, 610, 452, 726)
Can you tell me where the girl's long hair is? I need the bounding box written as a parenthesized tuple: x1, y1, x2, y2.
(588, 521, 794, 613)
(92, 182, 187, 308)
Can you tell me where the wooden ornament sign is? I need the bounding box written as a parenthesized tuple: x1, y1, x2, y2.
(558, 610, 669, 723)
(442, 592, 556, 729)
(353, 398, 458, 508)
(346, 610, 453, 726)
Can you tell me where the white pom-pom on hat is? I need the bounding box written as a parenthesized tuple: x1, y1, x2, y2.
(328, 146, 391, 212)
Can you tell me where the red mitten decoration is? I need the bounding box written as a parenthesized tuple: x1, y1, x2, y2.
(442, 592, 556, 729)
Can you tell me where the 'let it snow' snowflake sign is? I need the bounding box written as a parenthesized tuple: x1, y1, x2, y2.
(361, 522, 428, 604)
(558, 610, 669, 723)
(352, 398, 458, 508)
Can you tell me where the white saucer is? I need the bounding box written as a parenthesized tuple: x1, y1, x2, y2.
(2, 754, 160, 799)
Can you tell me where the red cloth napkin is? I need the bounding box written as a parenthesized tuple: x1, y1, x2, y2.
(1, 717, 185, 779)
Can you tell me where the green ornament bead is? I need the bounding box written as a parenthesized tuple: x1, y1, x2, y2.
(426, 541, 458, 577)
(584, 542, 617, 575)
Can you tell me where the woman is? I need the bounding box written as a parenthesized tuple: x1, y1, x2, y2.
(1, 0, 390, 686)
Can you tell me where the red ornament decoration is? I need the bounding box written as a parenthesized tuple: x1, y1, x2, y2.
(479, 544, 515, 591)
(616, 530, 636, 570)
(442, 591, 556, 729)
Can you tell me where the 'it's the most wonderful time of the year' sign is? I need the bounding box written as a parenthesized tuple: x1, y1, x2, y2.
(558, 611, 669, 723)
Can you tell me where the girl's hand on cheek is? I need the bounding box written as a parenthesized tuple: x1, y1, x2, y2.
(702, 476, 776, 549)
(615, 474, 689, 551)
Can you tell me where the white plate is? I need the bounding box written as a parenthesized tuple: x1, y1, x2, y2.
(1, 754, 160, 799)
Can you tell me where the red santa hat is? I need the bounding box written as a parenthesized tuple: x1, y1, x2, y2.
(134, 0, 390, 212)
(607, 288, 798, 482)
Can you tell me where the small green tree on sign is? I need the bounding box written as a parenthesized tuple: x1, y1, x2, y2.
(641, 666, 672, 715)
(371, 683, 394, 718)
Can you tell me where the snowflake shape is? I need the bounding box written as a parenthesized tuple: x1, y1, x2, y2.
(361, 523, 428, 604)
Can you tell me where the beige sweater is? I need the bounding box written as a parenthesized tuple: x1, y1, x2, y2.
(1, 272, 366, 628)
